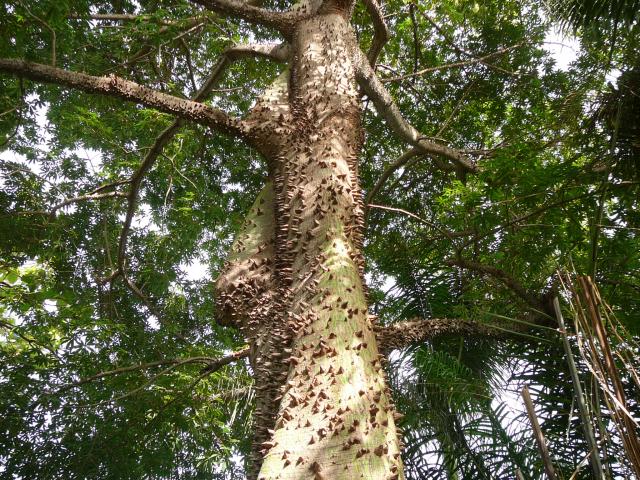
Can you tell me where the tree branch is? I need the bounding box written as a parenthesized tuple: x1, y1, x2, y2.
(362, 0, 389, 65)
(375, 315, 556, 353)
(20, 1, 56, 66)
(112, 41, 289, 277)
(460, 190, 598, 249)
(414, 6, 521, 77)
(188, 0, 302, 37)
(50, 346, 249, 396)
(365, 148, 421, 206)
(225, 42, 291, 63)
(366, 203, 460, 241)
(380, 43, 523, 83)
(91, 42, 289, 318)
(0, 59, 246, 137)
(375, 317, 499, 353)
(356, 57, 478, 173)
(445, 256, 549, 313)
(49, 191, 128, 217)
(69, 13, 209, 28)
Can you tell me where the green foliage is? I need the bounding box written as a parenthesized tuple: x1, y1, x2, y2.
(1, 0, 639, 478)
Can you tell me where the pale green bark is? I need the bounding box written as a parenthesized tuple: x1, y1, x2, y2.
(215, 5, 406, 479)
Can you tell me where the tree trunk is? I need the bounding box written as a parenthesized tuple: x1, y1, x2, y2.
(216, 5, 405, 479)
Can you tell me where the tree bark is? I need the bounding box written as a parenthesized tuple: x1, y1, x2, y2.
(1, 1, 415, 477)
(216, 5, 405, 479)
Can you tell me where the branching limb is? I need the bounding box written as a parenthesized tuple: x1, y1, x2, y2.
(0, 59, 246, 136)
(445, 256, 550, 314)
(380, 43, 523, 83)
(356, 57, 477, 173)
(364, 85, 473, 198)
(50, 346, 249, 396)
(0, 318, 64, 361)
(408, 3, 420, 76)
(460, 190, 598, 249)
(49, 191, 128, 217)
(226, 42, 291, 62)
(364, 84, 475, 196)
(366, 203, 461, 241)
(413, 6, 521, 77)
(108, 42, 289, 280)
(91, 42, 290, 317)
(362, 0, 389, 65)
(20, 1, 57, 67)
(88, 179, 132, 195)
(375, 316, 556, 353)
(365, 148, 422, 206)
(188, 0, 303, 37)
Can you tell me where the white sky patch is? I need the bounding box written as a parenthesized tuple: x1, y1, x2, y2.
(543, 28, 580, 71)
(146, 315, 160, 330)
(543, 27, 622, 85)
(181, 256, 211, 282)
(0, 97, 106, 200)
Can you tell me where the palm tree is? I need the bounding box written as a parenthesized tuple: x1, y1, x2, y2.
(545, 0, 640, 30)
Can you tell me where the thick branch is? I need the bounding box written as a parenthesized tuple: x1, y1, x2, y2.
(375, 315, 556, 352)
(356, 57, 477, 173)
(226, 42, 291, 63)
(362, 0, 389, 65)
(188, 0, 301, 37)
(0, 59, 246, 136)
(98, 42, 289, 288)
(375, 317, 498, 353)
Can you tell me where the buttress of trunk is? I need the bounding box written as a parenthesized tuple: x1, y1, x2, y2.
(216, 8, 406, 480)
(215, 181, 292, 477)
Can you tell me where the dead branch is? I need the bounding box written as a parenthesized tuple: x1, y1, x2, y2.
(366, 203, 459, 241)
(365, 148, 421, 206)
(49, 191, 128, 217)
(50, 346, 249, 395)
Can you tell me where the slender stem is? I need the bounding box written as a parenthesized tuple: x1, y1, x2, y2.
(522, 385, 557, 480)
(381, 43, 523, 83)
(554, 297, 605, 479)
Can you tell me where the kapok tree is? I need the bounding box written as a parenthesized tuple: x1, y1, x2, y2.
(0, 0, 484, 478)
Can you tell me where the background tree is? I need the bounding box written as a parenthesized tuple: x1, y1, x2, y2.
(1, 0, 639, 479)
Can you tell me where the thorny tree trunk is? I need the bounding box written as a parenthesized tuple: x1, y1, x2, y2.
(216, 4, 405, 480)
(0, 0, 490, 477)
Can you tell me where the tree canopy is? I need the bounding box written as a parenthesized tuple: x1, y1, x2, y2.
(1, 0, 639, 478)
